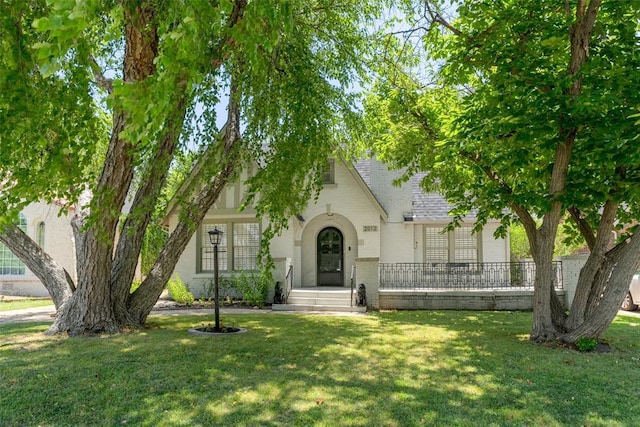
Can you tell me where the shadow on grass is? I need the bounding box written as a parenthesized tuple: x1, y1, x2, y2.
(1, 312, 639, 426)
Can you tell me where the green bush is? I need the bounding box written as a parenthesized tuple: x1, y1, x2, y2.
(203, 277, 235, 300)
(166, 275, 194, 305)
(232, 271, 271, 307)
(575, 337, 598, 352)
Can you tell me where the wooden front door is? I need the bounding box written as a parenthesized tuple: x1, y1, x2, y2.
(317, 227, 344, 286)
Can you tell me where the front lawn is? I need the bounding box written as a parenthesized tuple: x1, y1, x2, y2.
(1, 311, 638, 426)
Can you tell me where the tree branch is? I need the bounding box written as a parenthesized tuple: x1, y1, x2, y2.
(423, 1, 463, 37)
(127, 75, 243, 324)
(88, 55, 113, 94)
(211, 0, 248, 67)
(568, 206, 596, 249)
(0, 225, 75, 309)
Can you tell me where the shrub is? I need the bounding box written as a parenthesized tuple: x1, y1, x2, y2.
(203, 276, 235, 300)
(166, 275, 194, 305)
(233, 271, 271, 307)
(575, 337, 598, 352)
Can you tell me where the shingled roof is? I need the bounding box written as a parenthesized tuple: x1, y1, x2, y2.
(353, 159, 477, 222)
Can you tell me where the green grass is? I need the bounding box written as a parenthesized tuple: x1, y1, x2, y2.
(1, 311, 639, 426)
(0, 298, 53, 312)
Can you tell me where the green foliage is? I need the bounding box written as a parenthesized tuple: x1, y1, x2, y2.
(509, 224, 531, 261)
(510, 220, 586, 261)
(0, 1, 109, 225)
(231, 271, 271, 307)
(166, 275, 194, 305)
(575, 337, 599, 352)
(1, 0, 385, 325)
(204, 271, 271, 306)
(365, 1, 640, 235)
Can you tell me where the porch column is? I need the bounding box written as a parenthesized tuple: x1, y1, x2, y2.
(355, 257, 379, 309)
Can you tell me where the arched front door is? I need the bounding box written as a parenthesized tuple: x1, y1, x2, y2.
(317, 227, 344, 286)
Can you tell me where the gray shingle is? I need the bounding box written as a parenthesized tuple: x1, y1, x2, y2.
(352, 159, 476, 222)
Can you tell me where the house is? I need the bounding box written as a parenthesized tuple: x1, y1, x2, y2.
(163, 157, 539, 311)
(0, 201, 76, 297)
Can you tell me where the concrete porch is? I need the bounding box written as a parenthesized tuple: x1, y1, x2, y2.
(272, 287, 367, 313)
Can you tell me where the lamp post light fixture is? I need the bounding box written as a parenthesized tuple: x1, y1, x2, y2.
(207, 227, 222, 331)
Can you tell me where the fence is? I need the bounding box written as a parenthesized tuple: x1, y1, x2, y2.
(379, 261, 563, 291)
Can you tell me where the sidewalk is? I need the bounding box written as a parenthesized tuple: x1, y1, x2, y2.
(0, 299, 366, 324)
(0, 301, 269, 325)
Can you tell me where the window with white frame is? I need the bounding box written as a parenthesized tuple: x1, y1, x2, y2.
(200, 221, 261, 272)
(0, 214, 27, 275)
(424, 225, 479, 263)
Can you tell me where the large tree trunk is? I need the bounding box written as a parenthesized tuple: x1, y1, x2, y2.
(47, 2, 159, 335)
(528, 0, 602, 343)
(0, 0, 250, 336)
(565, 200, 618, 330)
(560, 234, 640, 342)
(110, 91, 188, 325)
(529, 216, 563, 342)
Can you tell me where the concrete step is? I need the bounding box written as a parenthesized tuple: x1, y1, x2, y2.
(288, 289, 353, 299)
(272, 286, 366, 313)
(287, 296, 353, 306)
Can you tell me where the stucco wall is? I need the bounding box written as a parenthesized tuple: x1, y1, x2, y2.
(559, 255, 588, 309)
(165, 158, 510, 294)
(368, 158, 412, 222)
(379, 222, 416, 263)
(289, 161, 383, 286)
(481, 222, 510, 263)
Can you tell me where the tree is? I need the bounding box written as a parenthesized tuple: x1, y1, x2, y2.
(0, 0, 381, 335)
(365, 0, 640, 343)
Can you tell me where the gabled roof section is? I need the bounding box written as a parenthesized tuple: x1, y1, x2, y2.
(411, 173, 478, 222)
(353, 159, 371, 187)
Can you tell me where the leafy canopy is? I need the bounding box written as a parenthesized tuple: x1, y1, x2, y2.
(365, 0, 640, 238)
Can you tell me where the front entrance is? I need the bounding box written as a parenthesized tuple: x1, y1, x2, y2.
(317, 227, 344, 286)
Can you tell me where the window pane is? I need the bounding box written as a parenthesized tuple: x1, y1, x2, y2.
(424, 226, 448, 262)
(454, 226, 477, 262)
(233, 223, 260, 270)
(201, 223, 228, 271)
(322, 160, 335, 184)
(0, 214, 26, 275)
(37, 222, 45, 248)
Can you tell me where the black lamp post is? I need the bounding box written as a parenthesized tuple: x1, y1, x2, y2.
(207, 227, 222, 331)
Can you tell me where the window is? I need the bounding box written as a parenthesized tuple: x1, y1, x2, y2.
(37, 221, 45, 248)
(200, 221, 261, 272)
(424, 225, 479, 263)
(454, 227, 477, 263)
(0, 214, 27, 275)
(424, 227, 448, 262)
(322, 159, 335, 184)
